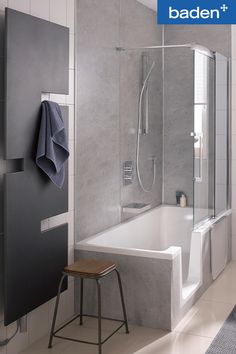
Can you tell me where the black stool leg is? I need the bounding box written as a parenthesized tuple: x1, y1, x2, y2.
(96, 279, 102, 354)
(48, 274, 67, 348)
(80, 278, 84, 325)
(115, 269, 129, 334)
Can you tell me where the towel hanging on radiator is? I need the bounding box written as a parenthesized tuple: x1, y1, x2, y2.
(35, 101, 70, 188)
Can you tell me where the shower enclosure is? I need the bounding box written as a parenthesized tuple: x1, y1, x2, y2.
(193, 49, 230, 225)
(75, 39, 231, 329)
(75, 34, 230, 241)
(117, 43, 230, 228)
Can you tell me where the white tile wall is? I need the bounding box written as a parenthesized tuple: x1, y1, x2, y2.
(30, 0, 50, 20)
(49, 0, 67, 26)
(67, 211, 75, 247)
(8, 0, 30, 13)
(66, 69, 75, 105)
(69, 34, 75, 69)
(68, 105, 75, 140)
(0, 0, 7, 11)
(66, 0, 75, 34)
(231, 26, 236, 260)
(69, 140, 75, 176)
(0, 0, 76, 352)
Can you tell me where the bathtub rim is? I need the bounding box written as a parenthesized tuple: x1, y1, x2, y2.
(75, 204, 193, 260)
(75, 242, 181, 260)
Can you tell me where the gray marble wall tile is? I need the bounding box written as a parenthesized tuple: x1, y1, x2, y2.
(76, 49, 120, 240)
(77, 0, 120, 48)
(164, 25, 231, 57)
(76, 0, 121, 243)
(75, 2, 231, 241)
(120, 0, 163, 48)
(76, 0, 164, 240)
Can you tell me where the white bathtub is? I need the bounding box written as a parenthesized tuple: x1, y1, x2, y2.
(77, 205, 192, 259)
(77, 205, 201, 288)
(76, 206, 204, 323)
(75, 205, 231, 329)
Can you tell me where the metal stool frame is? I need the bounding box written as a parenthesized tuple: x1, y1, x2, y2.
(48, 269, 129, 354)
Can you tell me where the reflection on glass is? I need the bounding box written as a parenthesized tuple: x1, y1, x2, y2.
(193, 50, 229, 226)
(194, 51, 213, 225)
(215, 53, 228, 216)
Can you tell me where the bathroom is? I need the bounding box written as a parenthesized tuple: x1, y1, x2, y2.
(0, 0, 235, 353)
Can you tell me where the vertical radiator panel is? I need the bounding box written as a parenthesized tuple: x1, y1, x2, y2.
(4, 9, 69, 325)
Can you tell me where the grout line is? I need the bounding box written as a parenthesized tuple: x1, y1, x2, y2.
(66, 0, 68, 28)
(49, 0, 51, 22)
(174, 329, 214, 339)
(199, 298, 235, 306)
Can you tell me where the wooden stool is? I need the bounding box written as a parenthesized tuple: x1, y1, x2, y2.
(48, 259, 129, 354)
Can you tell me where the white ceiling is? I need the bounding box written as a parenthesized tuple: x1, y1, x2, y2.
(136, 0, 157, 12)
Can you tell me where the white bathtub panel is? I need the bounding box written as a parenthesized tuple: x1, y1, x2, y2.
(211, 218, 228, 280)
(160, 206, 193, 252)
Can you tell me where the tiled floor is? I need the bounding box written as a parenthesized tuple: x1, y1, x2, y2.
(22, 262, 236, 354)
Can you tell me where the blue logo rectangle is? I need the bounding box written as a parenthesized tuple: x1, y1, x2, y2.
(157, 0, 236, 24)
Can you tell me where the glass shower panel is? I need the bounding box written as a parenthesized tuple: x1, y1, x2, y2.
(119, 48, 163, 217)
(163, 47, 194, 209)
(215, 53, 229, 216)
(193, 51, 214, 225)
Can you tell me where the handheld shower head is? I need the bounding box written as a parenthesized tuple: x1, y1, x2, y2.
(136, 60, 157, 192)
(143, 61, 156, 88)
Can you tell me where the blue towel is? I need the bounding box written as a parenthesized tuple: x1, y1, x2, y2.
(35, 101, 70, 188)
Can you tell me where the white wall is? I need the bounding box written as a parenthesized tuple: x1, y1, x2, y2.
(0, 1, 75, 353)
(231, 26, 236, 260)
